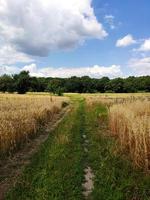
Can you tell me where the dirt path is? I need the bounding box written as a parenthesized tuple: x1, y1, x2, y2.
(82, 132, 95, 199)
(0, 106, 70, 200)
(82, 166, 94, 198)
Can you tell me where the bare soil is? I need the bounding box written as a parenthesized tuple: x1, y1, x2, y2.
(82, 135, 95, 199)
(82, 166, 94, 198)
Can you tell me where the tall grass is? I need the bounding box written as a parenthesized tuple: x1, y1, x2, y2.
(109, 100, 150, 170)
(0, 94, 68, 156)
(84, 94, 150, 170)
(84, 94, 150, 107)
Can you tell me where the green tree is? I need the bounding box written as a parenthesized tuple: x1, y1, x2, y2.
(137, 76, 150, 92)
(96, 77, 110, 93)
(14, 71, 30, 94)
(108, 78, 125, 93)
(65, 77, 82, 93)
(144, 76, 150, 92)
(0, 74, 15, 93)
(46, 79, 64, 95)
(81, 76, 94, 93)
(123, 76, 138, 92)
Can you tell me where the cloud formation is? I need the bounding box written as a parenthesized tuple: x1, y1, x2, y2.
(0, 65, 19, 75)
(0, 0, 107, 57)
(22, 64, 122, 78)
(129, 57, 150, 75)
(0, 63, 123, 78)
(138, 38, 150, 52)
(116, 34, 136, 47)
(0, 45, 34, 65)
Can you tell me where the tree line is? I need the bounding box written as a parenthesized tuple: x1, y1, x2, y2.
(0, 71, 150, 94)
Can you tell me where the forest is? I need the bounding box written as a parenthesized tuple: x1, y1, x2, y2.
(0, 71, 150, 94)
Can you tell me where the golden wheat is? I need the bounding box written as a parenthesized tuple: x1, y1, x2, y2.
(109, 100, 150, 170)
(84, 93, 150, 170)
(0, 94, 68, 155)
(84, 93, 150, 108)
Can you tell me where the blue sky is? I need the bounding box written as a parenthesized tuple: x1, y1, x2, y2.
(0, 0, 150, 77)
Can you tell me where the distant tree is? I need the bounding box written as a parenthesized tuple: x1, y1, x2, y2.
(108, 78, 125, 93)
(136, 76, 150, 92)
(29, 77, 39, 92)
(36, 77, 50, 92)
(65, 77, 82, 93)
(144, 76, 150, 92)
(0, 71, 150, 94)
(81, 76, 94, 93)
(123, 76, 138, 93)
(14, 71, 30, 94)
(96, 77, 110, 93)
(56, 87, 64, 96)
(0, 74, 15, 93)
(46, 79, 65, 95)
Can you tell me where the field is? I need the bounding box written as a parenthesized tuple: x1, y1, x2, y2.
(109, 100, 150, 170)
(0, 94, 68, 156)
(85, 93, 150, 169)
(0, 93, 150, 200)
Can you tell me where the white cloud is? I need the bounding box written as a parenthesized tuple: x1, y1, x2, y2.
(129, 57, 150, 76)
(1, 63, 123, 78)
(0, 0, 107, 57)
(138, 38, 150, 52)
(22, 63, 122, 78)
(0, 65, 19, 75)
(104, 15, 115, 30)
(116, 34, 136, 47)
(0, 44, 34, 65)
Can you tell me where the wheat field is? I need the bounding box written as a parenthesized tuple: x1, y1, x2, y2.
(109, 100, 150, 170)
(0, 94, 68, 156)
(85, 93, 150, 170)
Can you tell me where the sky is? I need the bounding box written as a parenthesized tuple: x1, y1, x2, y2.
(0, 0, 150, 78)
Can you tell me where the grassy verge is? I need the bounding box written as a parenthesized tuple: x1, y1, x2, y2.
(86, 103, 150, 200)
(6, 95, 85, 200)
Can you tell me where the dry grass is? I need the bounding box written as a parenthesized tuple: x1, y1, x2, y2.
(109, 100, 150, 170)
(84, 93, 150, 170)
(84, 93, 150, 107)
(0, 94, 68, 155)
(85, 96, 115, 107)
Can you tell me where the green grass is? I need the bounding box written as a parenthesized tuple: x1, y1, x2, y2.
(86, 103, 150, 200)
(6, 95, 85, 200)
